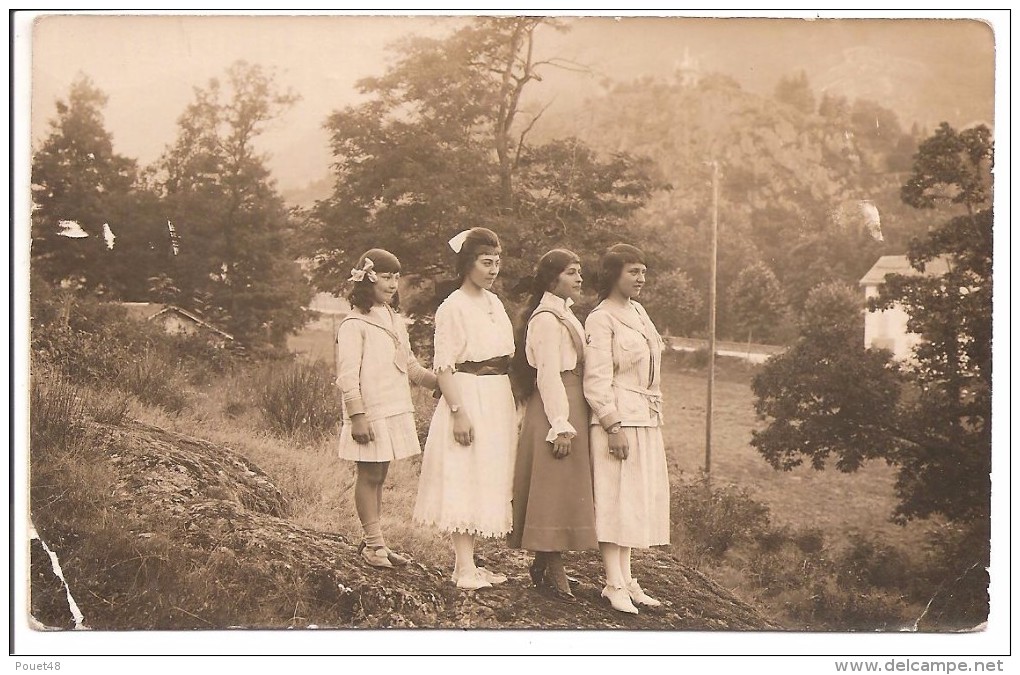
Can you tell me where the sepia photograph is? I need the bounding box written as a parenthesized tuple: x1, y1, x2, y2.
(12, 8, 1007, 661)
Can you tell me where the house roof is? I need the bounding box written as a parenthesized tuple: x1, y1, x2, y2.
(859, 255, 952, 287)
(121, 302, 166, 321)
(120, 302, 233, 340)
(152, 306, 234, 340)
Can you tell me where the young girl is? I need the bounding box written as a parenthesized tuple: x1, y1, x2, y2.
(413, 227, 518, 590)
(583, 243, 670, 614)
(336, 248, 438, 568)
(508, 249, 598, 600)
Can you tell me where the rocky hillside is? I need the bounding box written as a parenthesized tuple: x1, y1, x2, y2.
(30, 419, 780, 631)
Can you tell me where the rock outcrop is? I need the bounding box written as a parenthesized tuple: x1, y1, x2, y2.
(30, 420, 781, 631)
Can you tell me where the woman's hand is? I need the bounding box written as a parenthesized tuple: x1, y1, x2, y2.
(551, 433, 572, 459)
(351, 414, 374, 445)
(452, 409, 474, 446)
(607, 426, 629, 460)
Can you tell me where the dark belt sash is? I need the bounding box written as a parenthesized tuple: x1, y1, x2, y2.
(455, 354, 512, 376)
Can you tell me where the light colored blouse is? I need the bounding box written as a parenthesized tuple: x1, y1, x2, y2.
(433, 288, 515, 373)
(335, 304, 436, 422)
(583, 298, 664, 429)
(526, 292, 586, 441)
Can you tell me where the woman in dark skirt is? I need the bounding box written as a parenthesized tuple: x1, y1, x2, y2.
(508, 249, 598, 599)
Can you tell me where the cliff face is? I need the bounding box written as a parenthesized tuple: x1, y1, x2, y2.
(29, 420, 780, 631)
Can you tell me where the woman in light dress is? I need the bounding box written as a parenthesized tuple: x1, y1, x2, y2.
(583, 243, 671, 614)
(413, 227, 518, 590)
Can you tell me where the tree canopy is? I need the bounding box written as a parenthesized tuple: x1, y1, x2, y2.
(750, 122, 993, 525)
(152, 61, 311, 344)
(306, 18, 667, 308)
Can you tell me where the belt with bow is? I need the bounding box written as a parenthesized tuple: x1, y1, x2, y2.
(614, 381, 663, 416)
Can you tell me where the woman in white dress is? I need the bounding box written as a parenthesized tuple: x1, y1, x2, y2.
(413, 227, 518, 590)
(583, 243, 671, 614)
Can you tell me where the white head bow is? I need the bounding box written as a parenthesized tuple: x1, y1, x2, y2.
(348, 257, 378, 283)
(448, 229, 472, 253)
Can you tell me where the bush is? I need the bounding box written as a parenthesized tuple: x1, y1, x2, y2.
(30, 376, 89, 459)
(837, 534, 912, 591)
(671, 476, 771, 559)
(255, 360, 341, 439)
(671, 347, 711, 370)
(913, 521, 990, 629)
(116, 351, 189, 414)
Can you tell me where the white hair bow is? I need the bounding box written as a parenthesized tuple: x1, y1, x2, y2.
(348, 257, 378, 283)
(448, 229, 472, 253)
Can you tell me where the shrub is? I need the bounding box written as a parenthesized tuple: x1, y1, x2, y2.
(913, 521, 990, 630)
(255, 360, 341, 439)
(30, 376, 89, 459)
(837, 534, 912, 591)
(116, 351, 190, 414)
(672, 476, 771, 559)
(672, 347, 711, 370)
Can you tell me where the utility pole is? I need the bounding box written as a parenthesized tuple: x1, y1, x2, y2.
(705, 160, 719, 476)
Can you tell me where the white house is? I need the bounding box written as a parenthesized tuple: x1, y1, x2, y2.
(859, 255, 950, 360)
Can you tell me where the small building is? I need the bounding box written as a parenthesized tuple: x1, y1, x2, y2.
(121, 302, 234, 348)
(859, 255, 950, 360)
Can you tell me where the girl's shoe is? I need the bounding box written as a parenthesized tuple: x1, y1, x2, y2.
(475, 567, 507, 585)
(358, 541, 394, 568)
(453, 566, 506, 586)
(601, 584, 639, 614)
(384, 548, 410, 567)
(626, 579, 662, 607)
(454, 568, 494, 590)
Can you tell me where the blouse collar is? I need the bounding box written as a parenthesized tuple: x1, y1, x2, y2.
(540, 291, 574, 311)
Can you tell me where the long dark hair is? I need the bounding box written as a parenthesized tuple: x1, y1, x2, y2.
(347, 248, 401, 313)
(596, 243, 646, 300)
(509, 248, 581, 403)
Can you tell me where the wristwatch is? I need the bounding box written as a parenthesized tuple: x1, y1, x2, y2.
(608, 423, 622, 435)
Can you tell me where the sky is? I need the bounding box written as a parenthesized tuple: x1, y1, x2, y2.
(27, 11, 997, 193)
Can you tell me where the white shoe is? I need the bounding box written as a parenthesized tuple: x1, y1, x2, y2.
(626, 579, 662, 607)
(454, 568, 493, 590)
(601, 585, 639, 614)
(451, 567, 507, 586)
(475, 567, 507, 585)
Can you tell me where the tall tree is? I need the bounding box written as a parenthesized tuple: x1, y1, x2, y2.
(727, 261, 786, 344)
(308, 18, 664, 302)
(153, 61, 311, 345)
(750, 122, 993, 525)
(31, 75, 138, 290)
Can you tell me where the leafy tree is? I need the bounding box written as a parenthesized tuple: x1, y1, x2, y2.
(751, 281, 902, 473)
(774, 70, 815, 115)
(751, 122, 993, 526)
(641, 269, 703, 336)
(874, 122, 992, 523)
(31, 75, 139, 290)
(727, 261, 786, 344)
(153, 61, 311, 345)
(307, 18, 664, 303)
